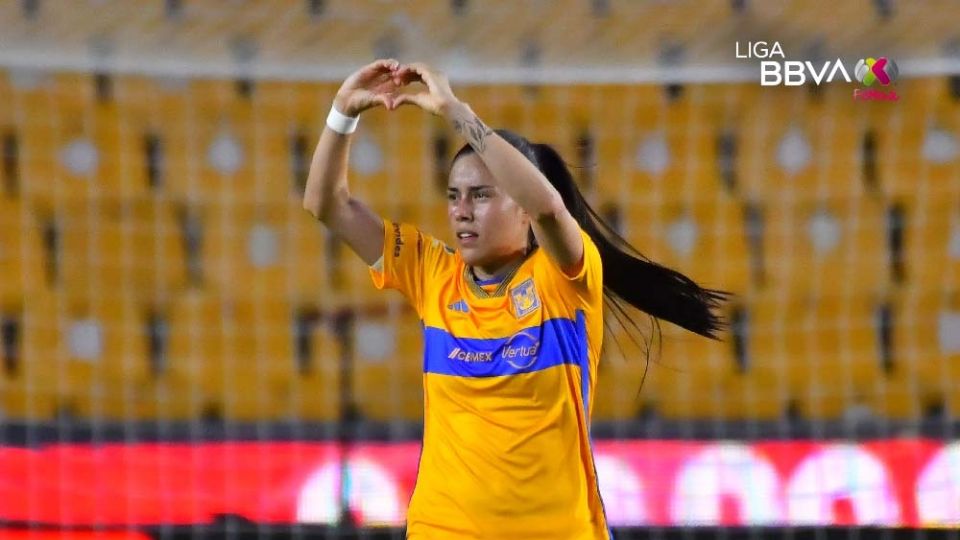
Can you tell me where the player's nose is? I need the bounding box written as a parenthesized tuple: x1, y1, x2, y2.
(452, 197, 473, 221)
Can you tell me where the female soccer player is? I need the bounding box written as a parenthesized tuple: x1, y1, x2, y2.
(303, 59, 728, 539)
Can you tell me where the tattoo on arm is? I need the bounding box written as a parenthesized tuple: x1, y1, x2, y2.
(453, 114, 494, 154)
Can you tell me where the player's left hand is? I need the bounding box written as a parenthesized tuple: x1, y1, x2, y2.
(391, 62, 461, 116)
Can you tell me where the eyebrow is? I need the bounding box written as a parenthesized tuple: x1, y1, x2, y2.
(447, 185, 494, 193)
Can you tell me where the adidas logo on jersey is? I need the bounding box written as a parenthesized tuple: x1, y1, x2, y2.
(447, 300, 470, 313)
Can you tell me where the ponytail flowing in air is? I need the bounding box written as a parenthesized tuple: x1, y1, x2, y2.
(454, 129, 731, 346)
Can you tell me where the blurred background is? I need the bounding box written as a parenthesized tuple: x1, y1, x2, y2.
(0, 0, 959, 538)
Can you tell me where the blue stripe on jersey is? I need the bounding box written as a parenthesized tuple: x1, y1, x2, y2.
(575, 310, 589, 417)
(422, 316, 587, 378)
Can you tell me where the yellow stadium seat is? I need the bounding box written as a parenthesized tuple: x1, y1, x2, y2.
(646, 320, 729, 420)
(15, 85, 58, 204)
(0, 198, 47, 304)
(619, 86, 721, 205)
(248, 80, 340, 206)
(167, 292, 296, 421)
(57, 197, 187, 302)
(885, 289, 960, 418)
(139, 79, 194, 200)
(1, 292, 60, 420)
(20, 73, 139, 204)
(164, 290, 223, 419)
(737, 84, 871, 202)
(158, 79, 258, 203)
(327, 236, 383, 307)
(222, 295, 296, 420)
(762, 196, 887, 297)
(14, 75, 149, 204)
(395, 199, 451, 248)
(784, 294, 884, 420)
(344, 109, 396, 211)
(55, 294, 150, 420)
(133, 333, 205, 423)
(289, 206, 332, 298)
(249, 80, 341, 204)
(200, 200, 336, 301)
(592, 314, 659, 421)
(353, 308, 424, 421)
(628, 194, 750, 295)
(288, 307, 342, 421)
(524, 87, 566, 145)
(902, 196, 960, 292)
(878, 77, 957, 201)
(743, 292, 888, 421)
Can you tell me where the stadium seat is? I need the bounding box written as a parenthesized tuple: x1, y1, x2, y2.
(390, 105, 434, 202)
(783, 294, 884, 420)
(875, 77, 958, 202)
(15, 81, 58, 204)
(327, 236, 383, 307)
(396, 200, 452, 248)
(886, 289, 960, 418)
(524, 87, 566, 145)
(0, 292, 60, 420)
(646, 321, 732, 420)
(163, 290, 224, 420)
(0, 198, 47, 305)
(288, 308, 342, 421)
(219, 295, 297, 420)
(136, 78, 194, 200)
(56, 293, 151, 420)
(199, 200, 340, 301)
(592, 317, 660, 421)
(15, 72, 161, 204)
(762, 196, 887, 297)
(247, 79, 348, 206)
(167, 292, 297, 421)
(0, 70, 10, 128)
(57, 197, 187, 302)
(735, 86, 874, 201)
(341, 111, 391, 209)
(625, 194, 750, 295)
(248, 82, 310, 205)
(352, 308, 424, 421)
(619, 87, 722, 205)
(156, 78, 258, 203)
(902, 196, 960, 292)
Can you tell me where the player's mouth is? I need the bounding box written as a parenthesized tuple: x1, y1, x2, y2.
(456, 231, 479, 247)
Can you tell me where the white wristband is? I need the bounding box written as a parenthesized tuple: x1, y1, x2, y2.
(326, 105, 359, 135)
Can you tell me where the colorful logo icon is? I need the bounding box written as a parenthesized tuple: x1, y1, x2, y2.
(854, 57, 899, 86)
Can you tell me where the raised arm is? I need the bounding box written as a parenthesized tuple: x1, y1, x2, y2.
(394, 63, 584, 274)
(302, 59, 403, 266)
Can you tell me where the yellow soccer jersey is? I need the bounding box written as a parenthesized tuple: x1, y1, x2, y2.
(370, 220, 611, 540)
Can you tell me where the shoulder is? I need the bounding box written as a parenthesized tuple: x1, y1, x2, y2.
(533, 228, 602, 284)
(529, 229, 603, 310)
(385, 220, 457, 263)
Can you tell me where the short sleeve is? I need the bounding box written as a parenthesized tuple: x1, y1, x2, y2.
(534, 228, 603, 306)
(369, 220, 449, 317)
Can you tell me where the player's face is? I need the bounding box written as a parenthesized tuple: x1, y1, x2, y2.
(448, 153, 531, 271)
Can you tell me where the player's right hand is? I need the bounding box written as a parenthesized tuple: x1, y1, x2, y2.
(333, 59, 404, 117)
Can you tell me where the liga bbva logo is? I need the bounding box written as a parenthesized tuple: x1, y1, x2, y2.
(855, 57, 899, 87)
(737, 42, 900, 101)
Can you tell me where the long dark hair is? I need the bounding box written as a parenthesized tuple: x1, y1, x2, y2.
(453, 129, 731, 348)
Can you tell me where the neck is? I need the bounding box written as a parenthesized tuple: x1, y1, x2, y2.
(471, 248, 528, 281)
